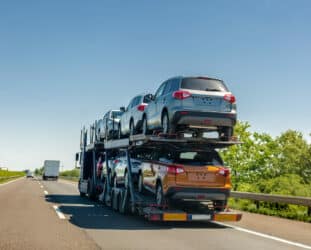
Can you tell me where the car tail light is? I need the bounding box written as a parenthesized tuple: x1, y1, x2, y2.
(172, 90, 191, 100)
(137, 104, 147, 112)
(224, 94, 236, 103)
(218, 167, 230, 177)
(167, 164, 185, 174)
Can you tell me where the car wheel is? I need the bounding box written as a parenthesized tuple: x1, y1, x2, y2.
(142, 116, 149, 135)
(220, 127, 232, 141)
(124, 171, 129, 189)
(113, 175, 118, 188)
(156, 183, 166, 206)
(108, 171, 113, 187)
(129, 120, 135, 136)
(118, 124, 122, 139)
(138, 173, 145, 193)
(161, 112, 170, 134)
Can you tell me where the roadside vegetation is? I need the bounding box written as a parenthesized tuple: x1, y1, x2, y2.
(59, 168, 79, 181)
(220, 122, 311, 222)
(0, 169, 25, 184)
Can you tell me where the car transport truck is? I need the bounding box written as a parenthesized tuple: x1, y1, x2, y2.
(76, 126, 242, 222)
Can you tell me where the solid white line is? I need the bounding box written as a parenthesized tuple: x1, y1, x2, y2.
(214, 222, 311, 250)
(0, 177, 24, 187)
(44, 190, 48, 195)
(53, 205, 66, 219)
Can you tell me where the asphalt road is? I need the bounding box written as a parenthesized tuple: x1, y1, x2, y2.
(1, 177, 311, 250)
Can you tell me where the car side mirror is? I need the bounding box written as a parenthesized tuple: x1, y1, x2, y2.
(75, 153, 79, 162)
(120, 107, 125, 112)
(150, 94, 155, 101)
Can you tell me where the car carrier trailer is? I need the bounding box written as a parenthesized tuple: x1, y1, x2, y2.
(77, 129, 242, 222)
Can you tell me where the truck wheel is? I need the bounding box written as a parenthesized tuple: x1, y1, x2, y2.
(155, 183, 166, 206)
(213, 200, 227, 212)
(138, 173, 145, 194)
(129, 120, 135, 136)
(124, 171, 129, 189)
(87, 178, 97, 200)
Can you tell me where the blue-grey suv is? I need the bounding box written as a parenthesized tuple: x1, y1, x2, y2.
(141, 76, 237, 140)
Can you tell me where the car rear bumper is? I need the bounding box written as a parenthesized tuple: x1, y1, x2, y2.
(165, 187, 230, 201)
(171, 111, 236, 128)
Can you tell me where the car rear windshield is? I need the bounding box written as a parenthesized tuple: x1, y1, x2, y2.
(181, 77, 228, 92)
(111, 111, 123, 119)
(175, 151, 224, 166)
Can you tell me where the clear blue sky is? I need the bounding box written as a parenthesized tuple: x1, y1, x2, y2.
(0, 0, 310, 171)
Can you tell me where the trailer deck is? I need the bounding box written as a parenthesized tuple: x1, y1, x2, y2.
(79, 131, 242, 222)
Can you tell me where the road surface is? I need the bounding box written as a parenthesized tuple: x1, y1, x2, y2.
(0, 177, 310, 250)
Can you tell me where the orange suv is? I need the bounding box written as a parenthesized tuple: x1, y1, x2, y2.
(137, 147, 231, 210)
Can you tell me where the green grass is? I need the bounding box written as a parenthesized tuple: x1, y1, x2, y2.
(228, 198, 311, 223)
(59, 168, 79, 182)
(0, 170, 25, 184)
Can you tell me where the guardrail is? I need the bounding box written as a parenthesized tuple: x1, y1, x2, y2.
(231, 191, 311, 216)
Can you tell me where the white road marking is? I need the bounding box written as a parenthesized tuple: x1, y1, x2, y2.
(53, 205, 66, 219)
(0, 177, 24, 187)
(44, 190, 48, 195)
(214, 222, 311, 250)
(40, 185, 43, 189)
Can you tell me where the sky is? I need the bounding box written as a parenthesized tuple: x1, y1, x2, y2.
(0, 0, 310, 171)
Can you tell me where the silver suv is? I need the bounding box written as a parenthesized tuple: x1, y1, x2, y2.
(118, 93, 153, 138)
(96, 110, 123, 140)
(141, 76, 237, 140)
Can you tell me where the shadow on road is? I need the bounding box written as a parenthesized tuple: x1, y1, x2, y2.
(45, 194, 230, 231)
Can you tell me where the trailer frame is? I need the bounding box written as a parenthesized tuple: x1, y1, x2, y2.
(78, 132, 243, 222)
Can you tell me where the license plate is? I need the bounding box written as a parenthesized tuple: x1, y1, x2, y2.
(189, 173, 214, 182)
(193, 96, 218, 106)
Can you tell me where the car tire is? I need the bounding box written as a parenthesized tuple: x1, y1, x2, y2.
(220, 127, 233, 141)
(138, 173, 145, 194)
(108, 170, 113, 187)
(113, 175, 118, 188)
(118, 124, 122, 139)
(129, 120, 135, 136)
(161, 112, 170, 134)
(155, 183, 166, 206)
(142, 116, 149, 135)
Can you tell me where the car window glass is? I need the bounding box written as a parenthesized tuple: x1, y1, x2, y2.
(177, 151, 223, 166)
(134, 96, 140, 106)
(163, 80, 172, 95)
(157, 149, 174, 162)
(170, 78, 180, 92)
(154, 82, 167, 99)
(143, 94, 153, 103)
(127, 99, 134, 110)
(181, 78, 228, 92)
